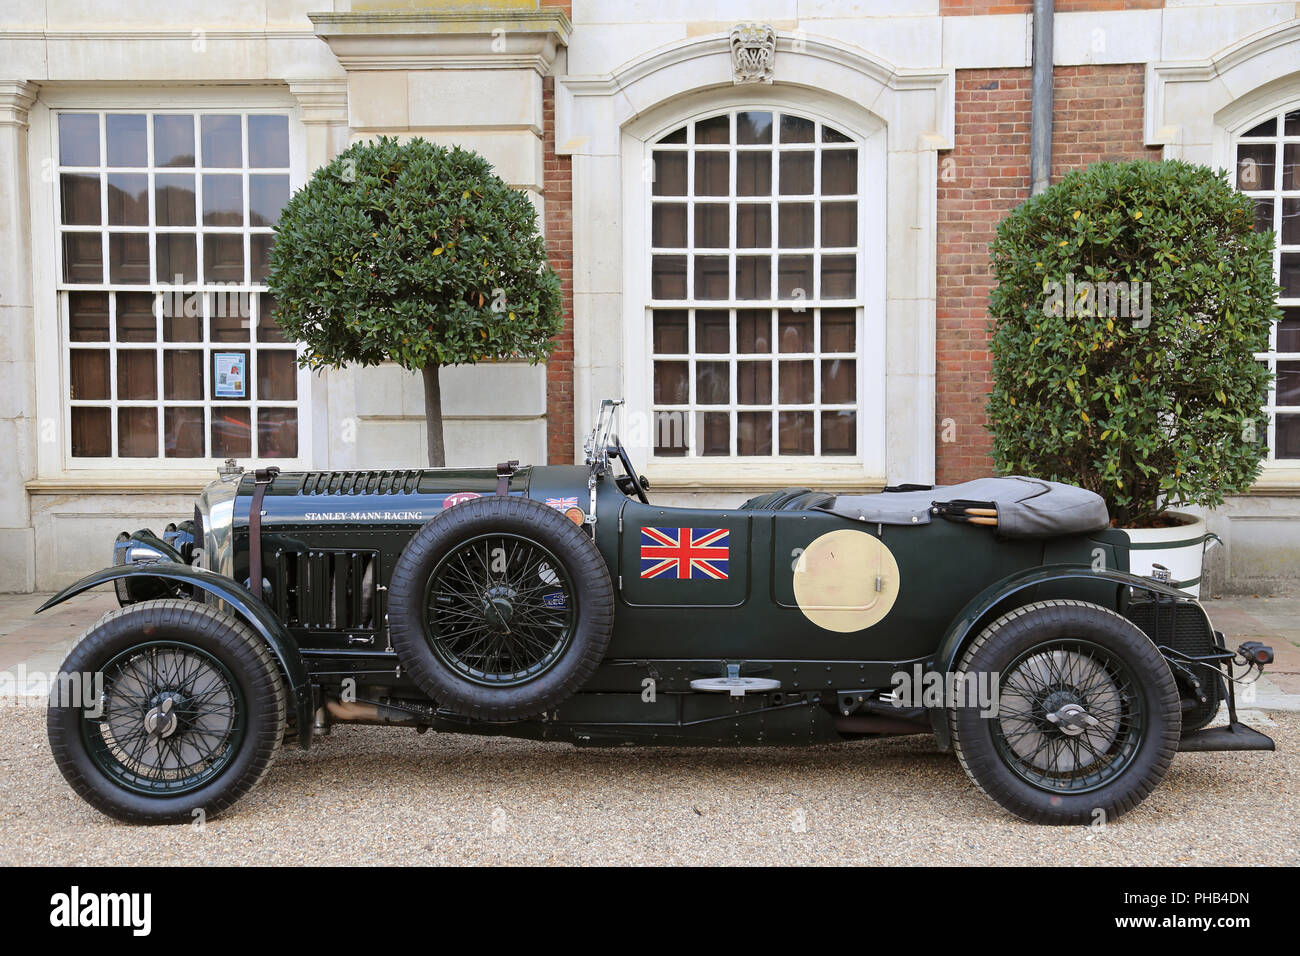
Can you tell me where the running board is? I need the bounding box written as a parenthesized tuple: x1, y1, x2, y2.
(1179, 721, 1275, 752)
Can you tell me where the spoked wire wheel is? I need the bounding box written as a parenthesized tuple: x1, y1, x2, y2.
(423, 532, 577, 687)
(993, 639, 1143, 794)
(84, 640, 246, 796)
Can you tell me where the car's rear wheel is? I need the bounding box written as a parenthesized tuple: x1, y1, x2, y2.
(949, 599, 1180, 825)
(47, 598, 286, 824)
(387, 495, 614, 720)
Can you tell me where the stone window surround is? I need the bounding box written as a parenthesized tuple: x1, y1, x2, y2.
(556, 32, 952, 492)
(1145, 19, 1300, 492)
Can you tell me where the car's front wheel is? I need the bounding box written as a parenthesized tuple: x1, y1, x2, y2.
(949, 599, 1181, 826)
(47, 598, 286, 824)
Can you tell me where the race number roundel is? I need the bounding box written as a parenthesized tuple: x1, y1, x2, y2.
(793, 529, 900, 633)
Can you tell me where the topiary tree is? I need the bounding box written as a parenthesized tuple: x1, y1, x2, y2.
(267, 136, 562, 466)
(986, 159, 1277, 527)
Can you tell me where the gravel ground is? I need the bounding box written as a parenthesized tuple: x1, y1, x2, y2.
(1, 705, 1294, 866)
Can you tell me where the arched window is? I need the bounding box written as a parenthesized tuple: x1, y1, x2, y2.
(1236, 107, 1300, 460)
(646, 109, 863, 459)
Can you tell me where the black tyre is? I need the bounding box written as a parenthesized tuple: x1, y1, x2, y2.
(949, 599, 1180, 826)
(388, 495, 614, 720)
(47, 598, 286, 824)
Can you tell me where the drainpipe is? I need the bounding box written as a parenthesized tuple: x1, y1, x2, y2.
(1030, 0, 1054, 195)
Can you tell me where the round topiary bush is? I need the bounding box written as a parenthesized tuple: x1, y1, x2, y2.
(267, 136, 562, 466)
(986, 159, 1278, 526)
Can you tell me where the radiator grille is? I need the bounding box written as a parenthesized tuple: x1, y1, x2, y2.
(273, 549, 379, 630)
(298, 471, 424, 495)
(1126, 598, 1214, 657)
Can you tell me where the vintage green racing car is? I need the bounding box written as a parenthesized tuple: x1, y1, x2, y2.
(40, 400, 1275, 825)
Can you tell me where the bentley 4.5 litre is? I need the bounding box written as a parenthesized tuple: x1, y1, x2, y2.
(41, 401, 1275, 825)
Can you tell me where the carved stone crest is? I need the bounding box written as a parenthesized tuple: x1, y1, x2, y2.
(730, 23, 775, 85)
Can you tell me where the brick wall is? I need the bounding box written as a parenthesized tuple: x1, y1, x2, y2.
(934, 63, 1160, 484)
(542, 75, 575, 465)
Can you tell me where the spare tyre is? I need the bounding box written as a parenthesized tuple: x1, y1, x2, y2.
(387, 495, 614, 720)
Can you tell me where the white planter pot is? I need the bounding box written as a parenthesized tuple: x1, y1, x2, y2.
(1122, 512, 1208, 597)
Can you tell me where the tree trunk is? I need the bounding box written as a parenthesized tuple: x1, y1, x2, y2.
(421, 364, 446, 468)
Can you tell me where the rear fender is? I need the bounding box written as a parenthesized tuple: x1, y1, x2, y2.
(925, 564, 1195, 750)
(37, 564, 314, 749)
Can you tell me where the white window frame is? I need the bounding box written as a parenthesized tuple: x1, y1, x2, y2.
(1234, 106, 1300, 464)
(29, 86, 312, 480)
(622, 88, 887, 490)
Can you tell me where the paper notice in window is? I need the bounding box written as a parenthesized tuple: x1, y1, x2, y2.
(214, 352, 246, 398)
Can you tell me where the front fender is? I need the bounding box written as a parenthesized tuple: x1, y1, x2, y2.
(37, 564, 314, 749)
(925, 564, 1194, 750)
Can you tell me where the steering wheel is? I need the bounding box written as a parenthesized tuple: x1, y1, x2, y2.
(607, 435, 650, 504)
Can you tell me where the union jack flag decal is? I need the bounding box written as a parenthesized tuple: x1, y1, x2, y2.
(545, 496, 579, 511)
(640, 527, 730, 580)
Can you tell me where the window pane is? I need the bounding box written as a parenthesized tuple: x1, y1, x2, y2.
(778, 410, 813, 454)
(821, 309, 855, 352)
(115, 292, 156, 342)
(106, 114, 147, 167)
(163, 309, 202, 342)
(1278, 361, 1300, 406)
(1281, 252, 1300, 299)
(651, 256, 686, 299)
(70, 350, 110, 400)
(1254, 197, 1276, 236)
(654, 410, 687, 456)
(156, 233, 197, 283)
(153, 114, 195, 167)
(821, 255, 856, 298)
(694, 204, 728, 248)
(258, 350, 297, 401)
(108, 233, 150, 284)
(735, 256, 770, 300)
(1237, 143, 1275, 190)
(778, 153, 813, 194)
(249, 175, 289, 226)
(165, 406, 206, 457)
(118, 406, 158, 457)
(778, 312, 813, 352)
(694, 256, 728, 299)
(737, 361, 771, 404)
(736, 204, 770, 248)
(117, 350, 157, 400)
(210, 350, 250, 401)
(69, 292, 110, 342)
(696, 361, 729, 404)
(652, 152, 686, 196)
(823, 125, 852, 144)
(1285, 144, 1300, 191)
(777, 255, 813, 298)
(204, 234, 245, 284)
(1283, 198, 1300, 245)
(201, 115, 243, 168)
(1241, 117, 1276, 137)
(653, 311, 688, 353)
(107, 173, 148, 225)
(60, 174, 100, 225)
(155, 173, 196, 226)
(59, 114, 99, 166)
(62, 233, 102, 283)
(737, 310, 771, 353)
(210, 292, 251, 341)
(654, 361, 689, 404)
(697, 412, 729, 456)
(695, 153, 729, 196)
(71, 406, 111, 457)
(822, 358, 855, 403)
(1277, 414, 1300, 459)
(822, 202, 856, 247)
(258, 408, 298, 458)
(779, 204, 814, 247)
(248, 115, 290, 168)
(695, 311, 729, 353)
(779, 115, 815, 144)
(821, 410, 856, 455)
(658, 126, 686, 145)
(164, 350, 204, 400)
(212, 406, 251, 457)
(1278, 308, 1300, 353)
(250, 235, 274, 282)
(736, 112, 772, 145)
(257, 294, 289, 343)
(737, 411, 772, 455)
(822, 150, 858, 194)
(779, 360, 813, 403)
(652, 204, 687, 247)
(1288, 110, 1300, 136)
(203, 174, 244, 225)
(737, 153, 771, 196)
(696, 115, 730, 145)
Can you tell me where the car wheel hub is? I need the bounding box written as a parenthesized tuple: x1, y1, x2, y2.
(142, 692, 184, 739)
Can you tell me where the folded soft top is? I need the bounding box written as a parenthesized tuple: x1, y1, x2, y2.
(828, 476, 1110, 538)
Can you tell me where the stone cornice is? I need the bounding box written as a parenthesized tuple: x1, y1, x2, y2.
(309, 9, 571, 74)
(0, 81, 40, 129)
(286, 78, 349, 126)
